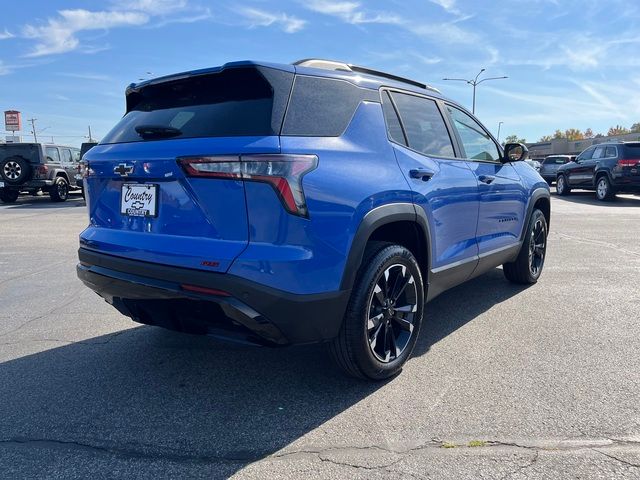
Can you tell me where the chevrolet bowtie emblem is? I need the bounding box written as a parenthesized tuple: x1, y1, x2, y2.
(114, 163, 134, 177)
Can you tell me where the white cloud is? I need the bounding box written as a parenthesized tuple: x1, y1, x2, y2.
(57, 72, 112, 81)
(112, 0, 188, 15)
(237, 7, 306, 33)
(23, 9, 149, 57)
(0, 29, 14, 40)
(0, 60, 11, 75)
(428, 0, 461, 15)
(304, 1, 404, 25)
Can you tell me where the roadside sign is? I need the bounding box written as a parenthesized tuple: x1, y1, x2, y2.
(4, 110, 21, 132)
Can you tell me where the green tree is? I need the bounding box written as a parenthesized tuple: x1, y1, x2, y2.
(608, 125, 630, 136)
(539, 135, 553, 142)
(503, 134, 526, 145)
(630, 123, 640, 133)
(552, 129, 565, 139)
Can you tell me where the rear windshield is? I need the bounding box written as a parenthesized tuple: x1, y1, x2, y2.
(101, 67, 293, 144)
(0, 144, 41, 163)
(543, 157, 567, 165)
(623, 144, 640, 158)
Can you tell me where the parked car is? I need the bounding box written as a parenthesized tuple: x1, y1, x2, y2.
(0, 143, 83, 203)
(539, 155, 573, 185)
(556, 142, 640, 200)
(77, 142, 98, 198)
(77, 59, 550, 380)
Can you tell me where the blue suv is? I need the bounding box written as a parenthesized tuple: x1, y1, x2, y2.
(77, 59, 550, 380)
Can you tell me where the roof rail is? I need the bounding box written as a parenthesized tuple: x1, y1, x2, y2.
(293, 58, 440, 94)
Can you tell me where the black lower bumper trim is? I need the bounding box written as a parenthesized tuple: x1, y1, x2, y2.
(77, 248, 350, 345)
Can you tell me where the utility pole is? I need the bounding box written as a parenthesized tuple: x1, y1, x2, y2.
(443, 69, 508, 114)
(88, 125, 94, 142)
(497, 122, 504, 143)
(28, 118, 38, 143)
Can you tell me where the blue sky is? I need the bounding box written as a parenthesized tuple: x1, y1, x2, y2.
(1, 0, 640, 146)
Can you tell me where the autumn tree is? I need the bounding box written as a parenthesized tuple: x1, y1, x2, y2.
(539, 135, 553, 142)
(552, 129, 565, 139)
(564, 129, 584, 140)
(503, 134, 526, 145)
(584, 128, 594, 139)
(608, 125, 630, 136)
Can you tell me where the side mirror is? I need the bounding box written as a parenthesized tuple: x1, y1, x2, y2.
(503, 143, 528, 163)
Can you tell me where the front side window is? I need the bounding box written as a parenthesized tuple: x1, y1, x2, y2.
(389, 92, 455, 157)
(45, 147, 61, 163)
(446, 105, 500, 162)
(577, 147, 594, 161)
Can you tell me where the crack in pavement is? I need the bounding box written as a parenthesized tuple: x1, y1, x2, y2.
(2, 436, 640, 470)
(593, 448, 640, 469)
(553, 232, 640, 259)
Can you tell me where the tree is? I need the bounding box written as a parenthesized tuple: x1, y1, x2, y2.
(503, 134, 526, 145)
(608, 125, 630, 136)
(584, 128, 594, 139)
(630, 123, 640, 133)
(564, 128, 584, 140)
(552, 129, 565, 139)
(539, 135, 553, 142)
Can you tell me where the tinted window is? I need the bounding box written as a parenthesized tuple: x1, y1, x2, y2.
(102, 67, 293, 144)
(61, 149, 73, 163)
(381, 91, 406, 145)
(446, 105, 500, 161)
(390, 92, 454, 157)
(543, 157, 567, 165)
(578, 147, 594, 161)
(45, 147, 60, 163)
(283, 76, 377, 136)
(605, 146, 617, 158)
(592, 146, 605, 159)
(623, 144, 640, 158)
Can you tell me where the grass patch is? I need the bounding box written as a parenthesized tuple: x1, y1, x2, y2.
(468, 440, 487, 448)
(441, 442, 456, 449)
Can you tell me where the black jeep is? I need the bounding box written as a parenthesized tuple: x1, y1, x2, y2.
(0, 143, 83, 203)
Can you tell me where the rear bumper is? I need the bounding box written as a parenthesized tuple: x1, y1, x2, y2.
(77, 248, 350, 346)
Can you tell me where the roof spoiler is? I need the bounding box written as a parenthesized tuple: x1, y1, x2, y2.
(293, 58, 441, 94)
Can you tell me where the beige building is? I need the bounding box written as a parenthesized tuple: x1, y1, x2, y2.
(526, 132, 640, 159)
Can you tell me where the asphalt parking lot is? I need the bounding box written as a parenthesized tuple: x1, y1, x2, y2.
(1, 191, 639, 479)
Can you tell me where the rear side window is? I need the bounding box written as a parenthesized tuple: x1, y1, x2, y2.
(61, 149, 73, 163)
(45, 147, 61, 163)
(101, 67, 294, 144)
(605, 146, 617, 158)
(381, 91, 406, 145)
(389, 92, 454, 157)
(446, 105, 500, 162)
(592, 146, 605, 159)
(282, 76, 378, 136)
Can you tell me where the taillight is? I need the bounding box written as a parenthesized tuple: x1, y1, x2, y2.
(82, 162, 95, 178)
(618, 159, 640, 167)
(178, 154, 318, 218)
(36, 165, 48, 178)
(181, 284, 231, 297)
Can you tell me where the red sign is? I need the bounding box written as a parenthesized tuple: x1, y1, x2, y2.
(4, 110, 21, 131)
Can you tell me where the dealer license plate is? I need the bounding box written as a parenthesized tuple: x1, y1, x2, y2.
(120, 184, 158, 217)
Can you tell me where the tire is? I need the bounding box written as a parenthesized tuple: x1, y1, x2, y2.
(556, 175, 570, 196)
(1, 156, 31, 185)
(0, 188, 20, 204)
(49, 177, 69, 202)
(595, 175, 614, 201)
(329, 242, 425, 380)
(503, 209, 548, 284)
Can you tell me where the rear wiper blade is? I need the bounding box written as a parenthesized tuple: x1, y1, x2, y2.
(135, 125, 182, 139)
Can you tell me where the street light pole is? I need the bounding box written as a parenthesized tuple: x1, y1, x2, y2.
(497, 121, 504, 143)
(28, 118, 38, 143)
(443, 69, 508, 114)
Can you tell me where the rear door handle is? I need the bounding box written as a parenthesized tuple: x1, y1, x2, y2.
(409, 168, 434, 181)
(478, 175, 495, 185)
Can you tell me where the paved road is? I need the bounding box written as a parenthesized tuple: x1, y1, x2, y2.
(1, 191, 639, 479)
